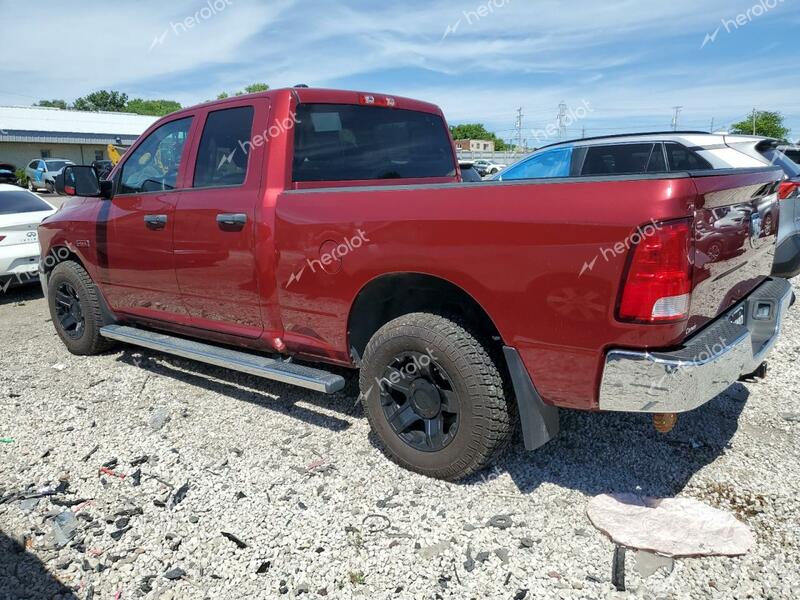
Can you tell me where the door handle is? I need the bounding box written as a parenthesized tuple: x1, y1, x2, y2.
(216, 213, 247, 230)
(144, 214, 168, 230)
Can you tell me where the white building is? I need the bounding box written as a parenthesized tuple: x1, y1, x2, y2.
(0, 106, 158, 170)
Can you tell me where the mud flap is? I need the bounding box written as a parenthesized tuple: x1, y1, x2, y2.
(503, 346, 560, 451)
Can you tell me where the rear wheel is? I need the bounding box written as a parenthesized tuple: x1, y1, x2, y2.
(47, 261, 114, 355)
(359, 313, 514, 481)
(27, 180, 35, 192)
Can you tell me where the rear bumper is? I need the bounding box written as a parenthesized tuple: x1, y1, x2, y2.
(599, 278, 795, 413)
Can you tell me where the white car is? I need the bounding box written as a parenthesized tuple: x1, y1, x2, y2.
(0, 184, 57, 291)
(473, 159, 507, 176)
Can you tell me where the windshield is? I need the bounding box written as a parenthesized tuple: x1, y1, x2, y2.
(0, 190, 53, 215)
(45, 160, 70, 172)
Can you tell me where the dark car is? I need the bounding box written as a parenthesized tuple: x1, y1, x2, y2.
(0, 163, 17, 185)
(459, 161, 483, 182)
(92, 159, 114, 180)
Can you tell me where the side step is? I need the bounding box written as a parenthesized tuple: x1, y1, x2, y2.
(100, 325, 345, 394)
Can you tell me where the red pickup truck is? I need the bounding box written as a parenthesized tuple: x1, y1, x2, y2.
(40, 87, 794, 481)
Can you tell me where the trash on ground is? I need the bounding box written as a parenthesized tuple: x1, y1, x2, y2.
(52, 510, 79, 547)
(0, 437, 14, 443)
(587, 493, 754, 557)
(634, 550, 674, 578)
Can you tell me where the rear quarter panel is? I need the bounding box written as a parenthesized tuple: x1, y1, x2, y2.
(274, 175, 703, 410)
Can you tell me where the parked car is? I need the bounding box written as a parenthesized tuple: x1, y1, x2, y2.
(0, 163, 17, 185)
(24, 158, 74, 193)
(40, 88, 792, 481)
(458, 161, 483, 182)
(0, 184, 56, 290)
(473, 159, 506, 176)
(495, 132, 800, 278)
(778, 144, 800, 164)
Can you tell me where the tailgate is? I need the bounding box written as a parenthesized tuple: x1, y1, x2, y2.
(688, 167, 783, 334)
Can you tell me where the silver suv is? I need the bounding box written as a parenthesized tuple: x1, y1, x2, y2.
(24, 158, 74, 193)
(495, 132, 800, 278)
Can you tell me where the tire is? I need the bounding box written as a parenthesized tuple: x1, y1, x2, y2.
(359, 312, 514, 481)
(27, 179, 35, 192)
(45, 182, 54, 194)
(47, 261, 114, 355)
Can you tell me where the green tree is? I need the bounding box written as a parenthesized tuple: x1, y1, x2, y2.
(34, 99, 67, 109)
(731, 110, 791, 140)
(125, 98, 182, 116)
(449, 123, 508, 151)
(216, 83, 270, 99)
(72, 90, 129, 112)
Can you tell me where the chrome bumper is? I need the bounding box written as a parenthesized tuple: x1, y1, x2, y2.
(599, 278, 795, 413)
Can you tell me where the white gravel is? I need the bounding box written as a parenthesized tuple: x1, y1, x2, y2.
(1, 280, 799, 599)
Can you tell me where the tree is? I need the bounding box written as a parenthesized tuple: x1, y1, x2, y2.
(72, 90, 129, 112)
(731, 110, 791, 140)
(125, 98, 182, 116)
(215, 83, 271, 99)
(449, 123, 508, 151)
(34, 99, 67, 109)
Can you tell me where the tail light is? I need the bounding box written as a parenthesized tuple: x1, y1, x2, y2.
(618, 219, 694, 323)
(778, 181, 799, 200)
(0, 236, 5, 242)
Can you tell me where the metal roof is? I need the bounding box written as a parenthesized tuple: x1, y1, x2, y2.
(0, 105, 157, 139)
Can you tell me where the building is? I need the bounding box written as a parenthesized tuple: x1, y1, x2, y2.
(454, 138, 496, 152)
(0, 106, 158, 170)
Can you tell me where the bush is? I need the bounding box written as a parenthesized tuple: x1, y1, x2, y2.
(15, 168, 28, 187)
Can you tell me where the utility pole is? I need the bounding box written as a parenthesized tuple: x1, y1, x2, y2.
(515, 107, 524, 153)
(557, 102, 567, 138)
(710, 117, 715, 133)
(581, 126, 586, 139)
(671, 106, 683, 131)
(752, 108, 757, 135)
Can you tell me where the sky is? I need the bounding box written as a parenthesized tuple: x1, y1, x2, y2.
(1, 0, 799, 146)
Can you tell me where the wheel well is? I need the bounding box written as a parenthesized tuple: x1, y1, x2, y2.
(348, 273, 504, 361)
(42, 246, 83, 275)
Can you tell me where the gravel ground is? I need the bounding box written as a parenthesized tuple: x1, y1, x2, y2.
(1, 280, 799, 600)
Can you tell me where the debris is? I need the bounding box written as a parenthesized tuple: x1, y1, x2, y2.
(40, 448, 52, 458)
(19, 498, 40, 513)
(587, 493, 754, 557)
(115, 517, 130, 529)
(363, 513, 391, 533)
(98, 467, 126, 480)
(487, 515, 513, 530)
(148, 407, 171, 431)
(781, 412, 800, 423)
(0, 437, 14, 443)
(475, 551, 490, 563)
(130, 469, 142, 487)
(634, 550, 674, 578)
(130, 455, 149, 466)
(170, 482, 190, 509)
(519, 537, 535, 549)
(495, 548, 510, 563)
(463, 545, 475, 572)
(102, 458, 119, 469)
(164, 567, 186, 580)
(52, 363, 67, 371)
(612, 545, 626, 592)
(256, 561, 271, 574)
(221, 531, 248, 549)
(547, 570, 561, 580)
(306, 458, 327, 471)
(513, 590, 529, 600)
(419, 540, 451, 560)
(82, 445, 100, 462)
(110, 527, 131, 541)
(52, 511, 79, 547)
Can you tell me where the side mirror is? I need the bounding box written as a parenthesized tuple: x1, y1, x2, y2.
(62, 165, 112, 199)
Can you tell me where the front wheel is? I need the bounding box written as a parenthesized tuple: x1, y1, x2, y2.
(27, 179, 35, 192)
(359, 313, 514, 481)
(47, 261, 114, 355)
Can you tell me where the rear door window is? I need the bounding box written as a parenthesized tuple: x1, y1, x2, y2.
(193, 106, 255, 188)
(581, 143, 655, 175)
(666, 142, 713, 171)
(500, 147, 572, 180)
(292, 103, 456, 182)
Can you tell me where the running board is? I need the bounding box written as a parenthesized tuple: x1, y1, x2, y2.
(99, 325, 345, 394)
